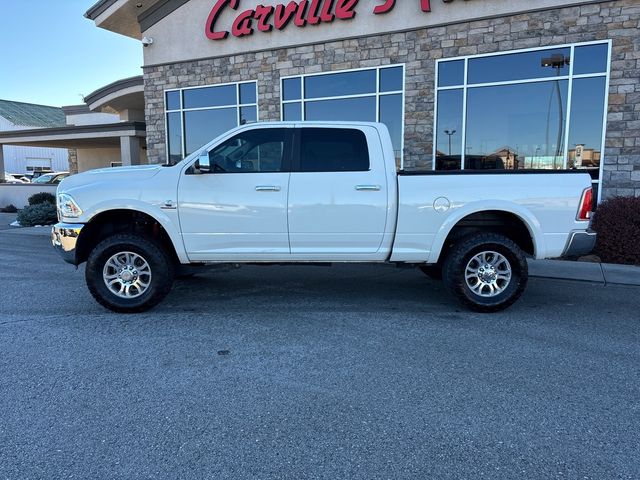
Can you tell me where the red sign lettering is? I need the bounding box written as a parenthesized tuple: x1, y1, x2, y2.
(373, 0, 394, 14)
(205, 0, 434, 40)
(373, 0, 431, 14)
(294, 0, 309, 27)
(205, 0, 238, 40)
(232, 9, 254, 36)
(335, 0, 358, 19)
(255, 5, 275, 32)
(273, 2, 299, 29)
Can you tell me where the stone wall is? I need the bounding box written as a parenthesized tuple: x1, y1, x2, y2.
(143, 0, 640, 198)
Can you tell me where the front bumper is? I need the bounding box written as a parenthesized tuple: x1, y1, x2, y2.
(562, 229, 597, 257)
(51, 222, 84, 265)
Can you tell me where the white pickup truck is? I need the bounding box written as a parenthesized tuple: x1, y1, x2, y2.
(52, 122, 595, 313)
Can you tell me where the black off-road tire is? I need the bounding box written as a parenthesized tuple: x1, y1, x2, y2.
(85, 233, 175, 313)
(442, 233, 528, 313)
(419, 264, 443, 280)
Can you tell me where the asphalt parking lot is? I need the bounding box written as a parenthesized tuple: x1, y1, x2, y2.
(1, 232, 639, 479)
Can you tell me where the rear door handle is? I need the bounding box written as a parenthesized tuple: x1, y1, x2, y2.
(255, 185, 281, 192)
(355, 185, 381, 191)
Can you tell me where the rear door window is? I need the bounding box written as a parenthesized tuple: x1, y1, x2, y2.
(296, 128, 370, 172)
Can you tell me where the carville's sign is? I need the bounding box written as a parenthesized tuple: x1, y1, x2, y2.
(205, 0, 435, 40)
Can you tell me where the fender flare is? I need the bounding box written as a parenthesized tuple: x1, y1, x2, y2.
(427, 201, 545, 264)
(82, 200, 189, 264)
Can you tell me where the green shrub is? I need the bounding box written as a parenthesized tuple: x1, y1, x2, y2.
(0, 204, 18, 213)
(28, 192, 56, 206)
(16, 202, 57, 227)
(592, 196, 640, 266)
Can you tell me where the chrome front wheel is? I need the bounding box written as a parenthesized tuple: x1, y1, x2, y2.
(86, 233, 175, 313)
(103, 251, 152, 299)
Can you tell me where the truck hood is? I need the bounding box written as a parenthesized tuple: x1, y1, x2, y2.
(58, 165, 163, 192)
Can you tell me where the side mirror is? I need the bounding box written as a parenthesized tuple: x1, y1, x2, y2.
(193, 154, 211, 174)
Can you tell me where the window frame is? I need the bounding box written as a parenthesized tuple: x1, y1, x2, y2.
(164, 80, 259, 163)
(433, 40, 611, 203)
(280, 64, 405, 168)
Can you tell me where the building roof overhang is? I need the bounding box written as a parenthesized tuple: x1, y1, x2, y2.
(84, 76, 145, 113)
(85, 0, 172, 39)
(0, 122, 146, 149)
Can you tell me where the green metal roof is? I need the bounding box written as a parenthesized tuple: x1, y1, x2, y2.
(0, 100, 66, 128)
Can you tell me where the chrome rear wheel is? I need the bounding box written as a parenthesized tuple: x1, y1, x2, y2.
(465, 251, 512, 298)
(442, 233, 528, 313)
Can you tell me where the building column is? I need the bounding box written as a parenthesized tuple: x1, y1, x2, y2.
(67, 148, 78, 175)
(0, 145, 5, 179)
(120, 136, 141, 166)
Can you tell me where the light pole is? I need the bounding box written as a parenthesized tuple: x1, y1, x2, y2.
(541, 54, 570, 168)
(444, 129, 456, 156)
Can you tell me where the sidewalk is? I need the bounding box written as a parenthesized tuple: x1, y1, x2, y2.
(528, 259, 640, 287)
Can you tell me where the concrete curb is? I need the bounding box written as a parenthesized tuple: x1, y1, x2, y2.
(528, 259, 640, 287)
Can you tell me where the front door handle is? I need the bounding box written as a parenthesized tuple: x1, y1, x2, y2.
(255, 185, 281, 192)
(355, 185, 381, 191)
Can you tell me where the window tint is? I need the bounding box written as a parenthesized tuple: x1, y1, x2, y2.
(283, 102, 302, 121)
(438, 60, 464, 87)
(239, 82, 256, 104)
(183, 84, 237, 109)
(205, 128, 289, 173)
(435, 89, 464, 170)
(465, 80, 569, 170)
(283, 78, 302, 101)
(379, 66, 403, 92)
(184, 108, 237, 156)
(166, 111, 183, 165)
(379, 94, 403, 164)
(240, 106, 257, 124)
(166, 91, 180, 110)
(305, 97, 376, 122)
(467, 48, 570, 84)
(573, 44, 609, 75)
(297, 128, 369, 172)
(567, 77, 606, 178)
(305, 70, 376, 99)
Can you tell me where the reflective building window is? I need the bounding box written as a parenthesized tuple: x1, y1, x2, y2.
(164, 81, 258, 162)
(282, 65, 405, 165)
(434, 42, 610, 198)
(435, 89, 463, 170)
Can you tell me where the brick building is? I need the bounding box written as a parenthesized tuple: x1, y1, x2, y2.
(86, 0, 640, 201)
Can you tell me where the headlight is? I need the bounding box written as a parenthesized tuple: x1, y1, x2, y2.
(57, 193, 83, 218)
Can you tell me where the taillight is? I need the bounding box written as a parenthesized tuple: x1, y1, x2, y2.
(577, 187, 593, 221)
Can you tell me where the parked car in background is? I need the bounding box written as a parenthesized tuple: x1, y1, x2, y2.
(2, 172, 29, 184)
(32, 171, 70, 184)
